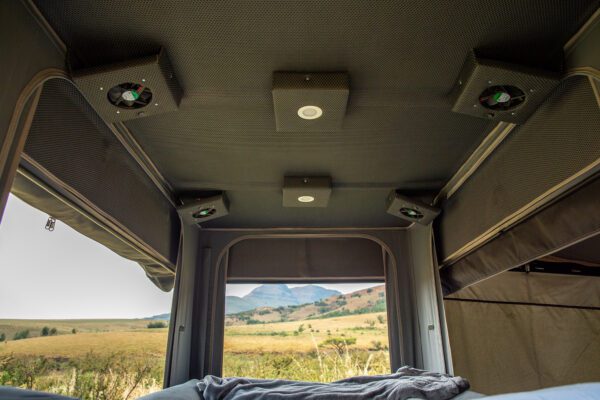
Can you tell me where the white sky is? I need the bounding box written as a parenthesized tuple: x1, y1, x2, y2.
(0, 194, 382, 319)
(0, 194, 173, 319)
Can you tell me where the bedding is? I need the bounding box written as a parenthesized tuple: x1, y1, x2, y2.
(0, 386, 77, 399)
(198, 366, 469, 400)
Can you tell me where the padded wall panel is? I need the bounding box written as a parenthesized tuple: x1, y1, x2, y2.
(0, 1, 64, 148)
(22, 79, 179, 278)
(227, 237, 384, 281)
(440, 175, 600, 295)
(445, 299, 600, 394)
(439, 76, 600, 262)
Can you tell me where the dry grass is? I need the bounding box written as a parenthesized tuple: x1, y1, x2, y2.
(225, 312, 388, 353)
(0, 312, 390, 397)
(0, 330, 168, 359)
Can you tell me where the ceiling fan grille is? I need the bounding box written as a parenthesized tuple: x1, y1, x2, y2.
(107, 82, 153, 109)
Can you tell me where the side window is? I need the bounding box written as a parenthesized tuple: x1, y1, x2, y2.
(223, 282, 390, 381)
(0, 194, 173, 398)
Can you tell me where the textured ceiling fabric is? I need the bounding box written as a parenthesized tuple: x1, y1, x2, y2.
(33, 1, 600, 228)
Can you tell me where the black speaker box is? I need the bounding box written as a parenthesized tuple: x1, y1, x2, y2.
(72, 48, 183, 123)
(452, 50, 560, 124)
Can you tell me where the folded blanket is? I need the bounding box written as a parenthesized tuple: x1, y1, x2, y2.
(197, 366, 469, 400)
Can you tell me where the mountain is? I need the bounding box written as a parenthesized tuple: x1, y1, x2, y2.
(147, 313, 170, 320)
(225, 284, 341, 315)
(244, 284, 299, 307)
(148, 284, 344, 318)
(225, 295, 255, 314)
(226, 284, 386, 325)
(290, 285, 341, 305)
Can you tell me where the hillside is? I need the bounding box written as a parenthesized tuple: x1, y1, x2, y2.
(225, 284, 341, 314)
(226, 284, 385, 325)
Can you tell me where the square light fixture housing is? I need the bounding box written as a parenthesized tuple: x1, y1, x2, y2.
(283, 176, 332, 208)
(272, 72, 349, 132)
(177, 194, 229, 225)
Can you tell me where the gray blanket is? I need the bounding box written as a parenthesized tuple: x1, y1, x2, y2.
(197, 367, 469, 400)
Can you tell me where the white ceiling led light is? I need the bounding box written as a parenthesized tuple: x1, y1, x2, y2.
(297, 105, 323, 120)
(297, 195, 315, 203)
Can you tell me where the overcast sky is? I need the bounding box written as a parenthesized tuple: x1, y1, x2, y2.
(0, 194, 173, 319)
(1, 194, 382, 319)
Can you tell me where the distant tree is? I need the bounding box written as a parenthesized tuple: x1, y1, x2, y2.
(320, 337, 357, 353)
(71, 328, 77, 334)
(0, 333, 5, 342)
(41, 326, 50, 336)
(297, 324, 305, 333)
(367, 288, 373, 294)
(147, 321, 167, 329)
(49, 328, 57, 336)
(13, 330, 29, 340)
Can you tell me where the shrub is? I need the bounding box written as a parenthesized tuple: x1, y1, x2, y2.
(246, 319, 263, 325)
(13, 330, 29, 340)
(297, 324, 305, 333)
(41, 327, 50, 336)
(320, 337, 357, 354)
(377, 315, 385, 324)
(0, 333, 5, 342)
(367, 288, 373, 294)
(369, 340, 388, 351)
(365, 319, 375, 327)
(49, 328, 57, 336)
(147, 321, 167, 329)
(72, 328, 77, 334)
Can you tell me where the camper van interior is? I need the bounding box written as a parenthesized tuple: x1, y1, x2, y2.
(1, 1, 599, 399)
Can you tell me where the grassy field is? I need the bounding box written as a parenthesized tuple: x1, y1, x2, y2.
(223, 312, 390, 382)
(0, 312, 389, 399)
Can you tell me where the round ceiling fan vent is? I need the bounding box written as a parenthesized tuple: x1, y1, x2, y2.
(479, 85, 526, 111)
(107, 82, 153, 109)
(399, 207, 424, 220)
